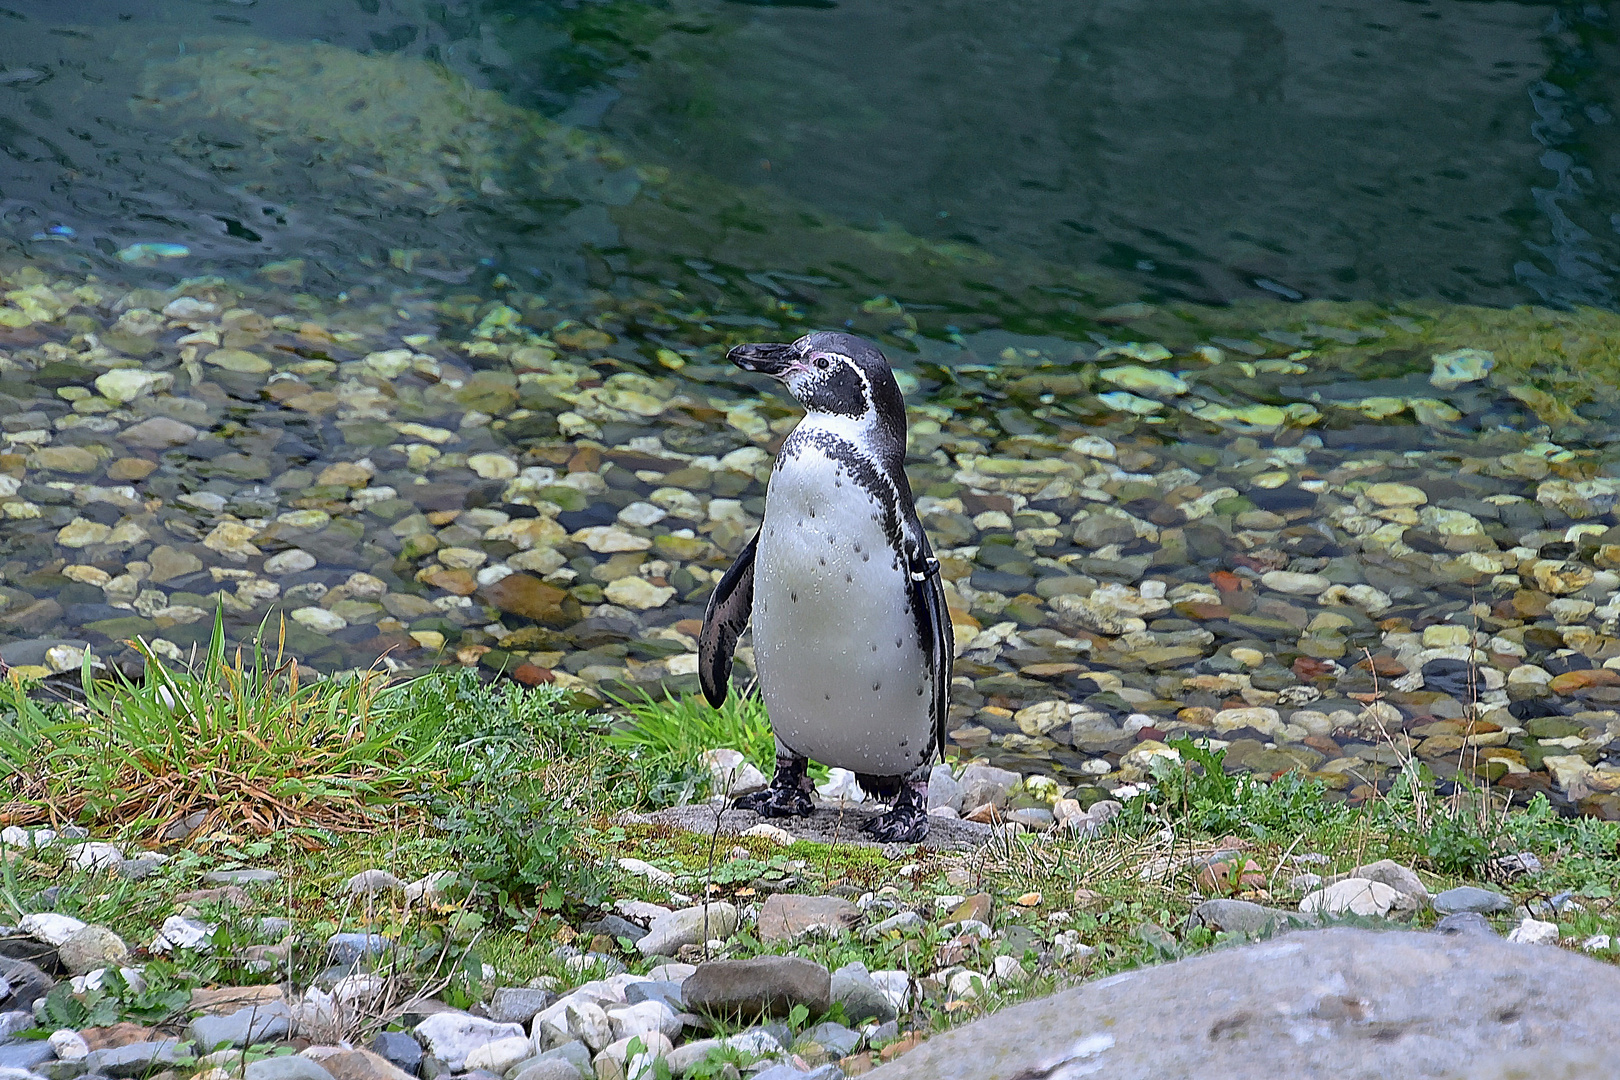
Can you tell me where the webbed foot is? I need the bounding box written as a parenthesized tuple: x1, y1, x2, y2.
(857, 771, 930, 842)
(733, 752, 814, 818)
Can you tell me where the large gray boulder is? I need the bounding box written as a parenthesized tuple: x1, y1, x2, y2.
(870, 928, 1620, 1080)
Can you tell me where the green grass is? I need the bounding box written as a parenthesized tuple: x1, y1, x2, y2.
(0, 611, 441, 836)
(604, 688, 780, 806)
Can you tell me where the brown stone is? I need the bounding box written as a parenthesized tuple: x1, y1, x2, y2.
(316, 1049, 415, 1080)
(190, 985, 285, 1015)
(947, 893, 992, 925)
(1355, 654, 1408, 678)
(107, 457, 159, 481)
(0, 597, 63, 632)
(879, 1033, 925, 1061)
(173, 886, 253, 909)
(81, 1023, 159, 1049)
(568, 445, 603, 473)
(759, 894, 863, 944)
(510, 663, 555, 687)
(1549, 668, 1620, 694)
(840, 1052, 877, 1076)
(1512, 589, 1553, 618)
(421, 567, 478, 596)
(480, 573, 570, 623)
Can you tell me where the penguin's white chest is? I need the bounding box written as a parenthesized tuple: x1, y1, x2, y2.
(752, 438, 933, 776)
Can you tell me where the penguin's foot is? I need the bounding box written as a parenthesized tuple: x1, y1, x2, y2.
(860, 802, 929, 843)
(859, 772, 929, 843)
(733, 752, 814, 818)
(733, 784, 814, 817)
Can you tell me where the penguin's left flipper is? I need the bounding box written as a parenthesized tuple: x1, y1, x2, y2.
(908, 542, 952, 760)
(699, 527, 759, 708)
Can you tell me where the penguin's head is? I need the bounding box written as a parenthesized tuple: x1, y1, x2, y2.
(727, 331, 905, 436)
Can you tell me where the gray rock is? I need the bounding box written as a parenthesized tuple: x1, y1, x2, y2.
(754, 1067, 842, 1080)
(1337, 860, 1430, 903)
(202, 869, 281, 886)
(0, 1010, 34, 1040)
(487, 987, 556, 1026)
(580, 915, 646, 945)
(370, 1031, 423, 1075)
(635, 903, 738, 958)
(1185, 900, 1313, 939)
(412, 1012, 525, 1072)
(958, 764, 1020, 809)
(1435, 912, 1497, 938)
(624, 981, 683, 1011)
(865, 928, 1620, 1079)
(116, 858, 165, 881)
(328, 933, 394, 965)
(803, 1021, 861, 1057)
(683, 957, 832, 1019)
(82, 1041, 182, 1078)
(56, 926, 129, 976)
(509, 1063, 581, 1080)
(243, 1058, 337, 1080)
(189, 1000, 293, 1048)
(0, 1043, 55, 1071)
(927, 764, 964, 813)
(0, 959, 52, 1011)
(1433, 886, 1511, 915)
(529, 1041, 592, 1079)
(830, 961, 896, 1024)
(344, 870, 405, 896)
(120, 417, 199, 449)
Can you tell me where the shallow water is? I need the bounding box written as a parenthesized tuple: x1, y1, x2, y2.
(2, 1, 1620, 812)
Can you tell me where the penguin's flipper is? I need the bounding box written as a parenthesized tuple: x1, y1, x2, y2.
(700, 528, 759, 708)
(909, 540, 952, 760)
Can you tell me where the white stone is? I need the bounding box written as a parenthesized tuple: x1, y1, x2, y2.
(869, 970, 912, 1013)
(1, 826, 56, 848)
(1299, 878, 1400, 918)
(948, 969, 989, 999)
(67, 842, 125, 872)
(264, 549, 316, 575)
(95, 369, 172, 404)
(700, 748, 768, 796)
(741, 823, 795, 845)
(1507, 917, 1560, 946)
(617, 858, 674, 886)
(467, 453, 519, 480)
(572, 526, 652, 553)
(1260, 571, 1331, 596)
(412, 1012, 526, 1071)
(291, 606, 347, 633)
(603, 577, 676, 610)
(49, 1030, 91, 1061)
(817, 767, 867, 803)
(20, 913, 87, 946)
(607, 1000, 681, 1043)
(151, 915, 214, 953)
(462, 1035, 532, 1074)
(1069, 435, 1116, 459)
(617, 502, 668, 528)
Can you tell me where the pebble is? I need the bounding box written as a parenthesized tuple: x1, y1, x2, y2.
(1507, 917, 1560, 946)
(1432, 886, 1511, 915)
(636, 904, 738, 958)
(1299, 879, 1400, 918)
(682, 956, 832, 1018)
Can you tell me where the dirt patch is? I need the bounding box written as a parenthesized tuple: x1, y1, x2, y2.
(620, 800, 995, 854)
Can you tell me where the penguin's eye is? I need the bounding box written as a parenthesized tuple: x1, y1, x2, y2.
(814, 357, 829, 370)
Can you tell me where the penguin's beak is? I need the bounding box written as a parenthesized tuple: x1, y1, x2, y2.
(727, 341, 798, 377)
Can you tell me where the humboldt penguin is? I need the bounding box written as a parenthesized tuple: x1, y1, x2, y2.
(699, 330, 950, 842)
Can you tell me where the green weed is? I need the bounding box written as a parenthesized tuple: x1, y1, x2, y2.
(604, 689, 778, 806)
(0, 610, 437, 836)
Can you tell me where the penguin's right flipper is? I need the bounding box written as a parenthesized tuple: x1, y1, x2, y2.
(699, 528, 759, 707)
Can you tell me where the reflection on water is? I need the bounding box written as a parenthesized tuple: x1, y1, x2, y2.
(0, 0, 1616, 311)
(3, 2, 1620, 812)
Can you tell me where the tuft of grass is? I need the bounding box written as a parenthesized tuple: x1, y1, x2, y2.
(604, 689, 780, 806)
(0, 611, 440, 837)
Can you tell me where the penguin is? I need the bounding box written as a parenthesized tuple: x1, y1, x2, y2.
(699, 330, 951, 843)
